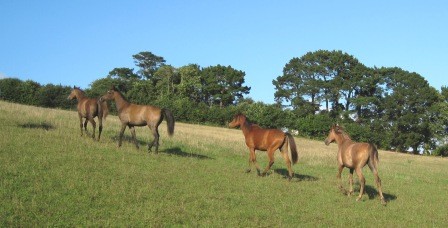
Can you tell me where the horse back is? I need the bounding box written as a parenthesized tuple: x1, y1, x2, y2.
(344, 142, 372, 168)
(246, 128, 285, 151)
(123, 103, 162, 125)
(78, 98, 98, 118)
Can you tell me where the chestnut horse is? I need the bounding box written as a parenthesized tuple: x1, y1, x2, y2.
(325, 124, 386, 205)
(68, 86, 108, 141)
(99, 86, 174, 153)
(229, 114, 299, 180)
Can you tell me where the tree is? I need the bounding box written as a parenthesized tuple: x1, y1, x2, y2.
(132, 51, 166, 81)
(37, 84, 72, 108)
(153, 65, 178, 98)
(201, 65, 250, 107)
(177, 64, 203, 103)
(18, 80, 41, 105)
(108, 67, 140, 80)
(273, 50, 366, 116)
(273, 53, 321, 115)
(379, 67, 440, 153)
(0, 78, 23, 103)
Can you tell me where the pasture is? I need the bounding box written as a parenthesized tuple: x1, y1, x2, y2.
(1, 100, 447, 226)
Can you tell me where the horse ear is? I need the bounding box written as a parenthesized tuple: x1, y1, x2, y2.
(335, 125, 344, 133)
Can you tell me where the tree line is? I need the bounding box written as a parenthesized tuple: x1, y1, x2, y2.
(1, 50, 447, 156)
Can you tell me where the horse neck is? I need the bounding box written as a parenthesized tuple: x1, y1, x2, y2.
(75, 90, 87, 101)
(239, 119, 253, 138)
(335, 133, 352, 148)
(113, 92, 130, 112)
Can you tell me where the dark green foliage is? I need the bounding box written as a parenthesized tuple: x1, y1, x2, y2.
(433, 144, 448, 156)
(0, 78, 23, 103)
(37, 84, 72, 109)
(1, 49, 447, 155)
(293, 114, 335, 139)
(0, 78, 71, 109)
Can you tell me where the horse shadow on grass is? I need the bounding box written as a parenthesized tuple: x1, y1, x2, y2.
(109, 135, 212, 160)
(274, 168, 319, 182)
(364, 185, 397, 202)
(111, 135, 147, 145)
(18, 122, 55, 131)
(161, 147, 212, 160)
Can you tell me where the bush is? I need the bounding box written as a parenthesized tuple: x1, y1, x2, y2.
(433, 144, 448, 157)
(293, 114, 335, 139)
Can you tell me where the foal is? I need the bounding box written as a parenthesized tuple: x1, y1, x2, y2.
(68, 86, 108, 141)
(229, 114, 299, 180)
(325, 124, 386, 205)
(99, 86, 174, 153)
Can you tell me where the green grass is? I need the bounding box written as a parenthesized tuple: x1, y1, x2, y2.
(1, 100, 447, 226)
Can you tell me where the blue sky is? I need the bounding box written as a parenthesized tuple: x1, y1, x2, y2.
(1, 0, 447, 104)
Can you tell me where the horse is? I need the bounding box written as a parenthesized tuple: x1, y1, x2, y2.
(68, 86, 108, 141)
(228, 113, 299, 180)
(99, 86, 174, 153)
(324, 124, 386, 205)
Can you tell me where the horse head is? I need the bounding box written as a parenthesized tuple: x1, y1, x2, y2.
(228, 113, 246, 128)
(324, 124, 343, 145)
(68, 86, 81, 100)
(99, 86, 118, 102)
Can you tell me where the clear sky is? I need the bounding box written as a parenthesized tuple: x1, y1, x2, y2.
(1, 0, 447, 104)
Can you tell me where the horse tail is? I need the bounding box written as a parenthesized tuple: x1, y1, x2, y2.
(286, 133, 299, 164)
(100, 100, 109, 120)
(162, 108, 175, 136)
(368, 143, 379, 169)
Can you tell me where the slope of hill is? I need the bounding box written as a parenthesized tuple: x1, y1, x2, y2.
(0, 101, 447, 226)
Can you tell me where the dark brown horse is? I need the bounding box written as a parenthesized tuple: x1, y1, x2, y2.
(325, 124, 386, 205)
(229, 114, 299, 180)
(68, 86, 108, 141)
(99, 86, 174, 153)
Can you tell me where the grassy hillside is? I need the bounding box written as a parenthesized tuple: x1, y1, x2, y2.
(1, 100, 447, 226)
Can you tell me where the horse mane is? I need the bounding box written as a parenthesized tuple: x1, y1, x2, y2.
(241, 115, 261, 130)
(111, 86, 129, 102)
(74, 86, 85, 94)
(334, 125, 352, 140)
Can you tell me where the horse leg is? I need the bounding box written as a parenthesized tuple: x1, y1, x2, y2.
(280, 149, 293, 180)
(83, 119, 88, 133)
(337, 165, 346, 194)
(261, 149, 275, 177)
(117, 123, 127, 147)
(129, 126, 139, 149)
(348, 168, 354, 196)
(78, 115, 83, 136)
(245, 156, 252, 173)
(147, 125, 160, 154)
(88, 117, 96, 139)
(368, 161, 386, 205)
(97, 116, 103, 141)
(247, 148, 261, 175)
(355, 167, 366, 201)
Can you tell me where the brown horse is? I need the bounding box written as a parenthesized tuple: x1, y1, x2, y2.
(68, 86, 108, 141)
(228, 114, 299, 180)
(99, 86, 174, 153)
(325, 124, 386, 205)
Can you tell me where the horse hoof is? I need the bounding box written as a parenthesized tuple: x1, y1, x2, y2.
(245, 169, 251, 173)
(381, 199, 387, 205)
(356, 197, 362, 202)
